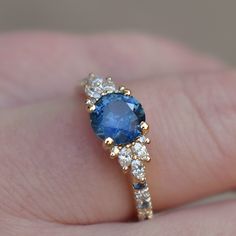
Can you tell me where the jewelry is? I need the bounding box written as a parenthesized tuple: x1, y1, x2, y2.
(82, 73, 153, 220)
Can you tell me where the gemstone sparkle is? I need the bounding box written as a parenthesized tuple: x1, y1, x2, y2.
(84, 76, 116, 99)
(132, 142, 149, 161)
(131, 160, 145, 180)
(90, 93, 145, 145)
(118, 147, 132, 169)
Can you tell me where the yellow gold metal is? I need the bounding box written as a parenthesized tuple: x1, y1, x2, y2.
(103, 137, 114, 149)
(123, 89, 131, 96)
(87, 104, 96, 113)
(119, 86, 125, 92)
(119, 86, 131, 96)
(146, 213, 153, 220)
(122, 166, 129, 172)
(126, 143, 132, 148)
(138, 209, 153, 220)
(140, 121, 149, 135)
(110, 146, 119, 159)
(101, 90, 114, 96)
(145, 138, 151, 144)
(140, 177, 145, 182)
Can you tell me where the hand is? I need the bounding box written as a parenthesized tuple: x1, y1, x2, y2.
(0, 32, 235, 235)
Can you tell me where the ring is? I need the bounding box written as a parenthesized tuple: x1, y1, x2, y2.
(82, 73, 153, 221)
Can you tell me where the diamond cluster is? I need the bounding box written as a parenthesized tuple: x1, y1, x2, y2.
(82, 74, 116, 100)
(110, 135, 150, 181)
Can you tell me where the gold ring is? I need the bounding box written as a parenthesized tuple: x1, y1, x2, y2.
(82, 73, 153, 220)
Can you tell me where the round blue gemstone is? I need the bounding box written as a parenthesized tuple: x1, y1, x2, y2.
(90, 93, 145, 145)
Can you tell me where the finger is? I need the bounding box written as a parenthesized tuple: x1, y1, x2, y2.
(0, 71, 236, 225)
(0, 32, 224, 108)
(78, 200, 236, 236)
(2, 200, 236, 235)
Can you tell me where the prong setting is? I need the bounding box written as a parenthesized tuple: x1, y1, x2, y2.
(103, 137, 114, 149)
(119, 86, 131, 96)
(119, 86, 125, 92)
(110, 146, 120, 159)
(124, 89, 131, 96)
(145, 138, 151, 144)
(87, 104, 96, 113)
(122, 166, 129, 172)
(140, 121, 149, 135)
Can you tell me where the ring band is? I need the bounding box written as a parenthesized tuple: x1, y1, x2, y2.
(82, 73, 153, 220)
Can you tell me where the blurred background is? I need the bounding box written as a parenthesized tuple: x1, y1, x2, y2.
(0, 0, 235, 64)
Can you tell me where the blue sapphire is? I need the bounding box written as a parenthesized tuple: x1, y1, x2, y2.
(90, 93, 145, 145)
(133, 182, 146, 190)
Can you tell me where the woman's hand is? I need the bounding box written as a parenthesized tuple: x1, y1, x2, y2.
(0, 32, 235, 235)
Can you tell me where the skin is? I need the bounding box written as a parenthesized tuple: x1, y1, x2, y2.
(0, 32, 236, 235)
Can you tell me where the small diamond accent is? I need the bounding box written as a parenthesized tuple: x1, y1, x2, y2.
(84, 76, 116, 99)
(102, 77, 116, 93)
(135, 187, 150, 200)
(132, 142, 149, 161)
(131, 160, 145, 180)
(138, 209, 153, 220)
(85, 77, 104, 99)
(118, 147, 132, 169)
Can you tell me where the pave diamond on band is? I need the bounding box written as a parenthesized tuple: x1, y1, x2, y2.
(82, 73, 153, 220)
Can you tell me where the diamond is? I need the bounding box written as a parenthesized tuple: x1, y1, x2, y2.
(84, 76, 116, 99)
(102, 77, 116, 93)
(85, 98, 96, 106)
(132, 142, 149, 161)
(137, 200, 151, 209)
(118, 147, 132, 168)
(85, 77, 104, 99)
(131, 160, 145, 180)
(135, 188, 150, 200)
